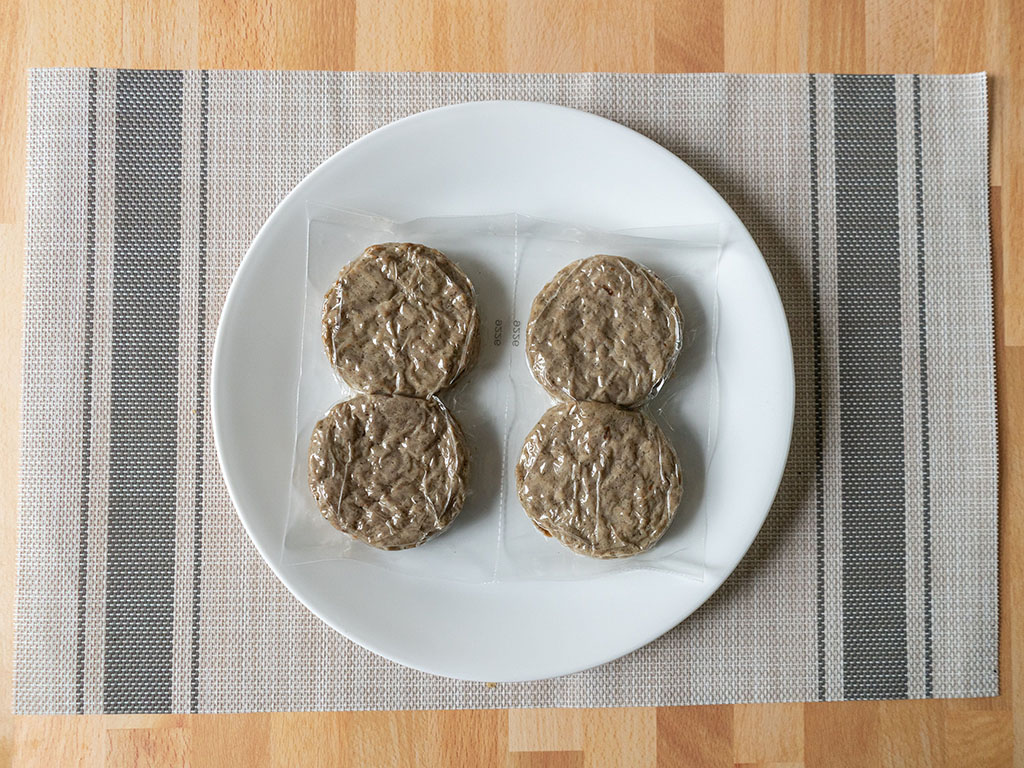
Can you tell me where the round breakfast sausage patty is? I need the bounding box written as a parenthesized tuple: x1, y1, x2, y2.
(308, 394, 469, 550)
(322, 243, 481, 397)
(515, 401, 683, 558)
(525, 255, 683, 408)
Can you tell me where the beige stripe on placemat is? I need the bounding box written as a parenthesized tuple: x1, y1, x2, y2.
(894, 73, 928, 701)
(170, 69, 205, 713)
(16, 68, 91, 713)
(82, 67, 117, 714)
(196, 69, 336, 712)
(813, 72, 845, 702)
(700, 73, 820, 704)
(920, 74, 998, 699)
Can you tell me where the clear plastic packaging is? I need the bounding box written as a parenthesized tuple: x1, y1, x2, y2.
(283, 204, 721, 583)
(321, 243, 481, 397)
(307, 394, 468, 550)
(515, 401, 683, 559)
(525, 254, 684, 408)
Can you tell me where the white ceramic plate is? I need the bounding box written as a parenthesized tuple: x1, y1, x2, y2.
(212, 101, 794, 682)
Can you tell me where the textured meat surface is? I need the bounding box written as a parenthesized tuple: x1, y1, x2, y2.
(515, 401, 683, 558)
(308, 394, 468, 550)
(526, 255, 683, 408)
(322, 243, 480, 397)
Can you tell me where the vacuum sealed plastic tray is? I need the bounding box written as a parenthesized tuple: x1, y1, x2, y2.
(284, 204, 721, 583)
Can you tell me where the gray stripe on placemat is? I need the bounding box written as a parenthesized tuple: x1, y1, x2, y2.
(911, 74, 934, 696)
(75, 67, 98, 715)
(190, 69, 209, 714)
(808, 73, 826, 701)
(104, 70, 184, 713)
(833, 74, 909, 699)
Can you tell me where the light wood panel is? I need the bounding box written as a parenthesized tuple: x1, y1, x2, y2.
(3, 1, 1020, 766)
(509, 709, 584, 752)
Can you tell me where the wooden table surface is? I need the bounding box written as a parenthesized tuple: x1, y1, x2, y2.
(1, 1, 1021, 766)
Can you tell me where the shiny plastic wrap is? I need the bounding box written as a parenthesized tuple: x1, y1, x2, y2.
(322, 243, 481, 397)
(516, 401, 683, 559)
(283, 204, 720, 583)
(526, 255, 684, 408)
(308, 394, 468, 550)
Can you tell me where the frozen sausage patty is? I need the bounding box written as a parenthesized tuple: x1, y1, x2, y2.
(515, 401, 683, 558)
(526, 255, 683, 407)
(308, 394, 468, 550)
(322, 243, 480, 397)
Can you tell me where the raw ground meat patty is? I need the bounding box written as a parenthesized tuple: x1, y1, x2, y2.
(525, 255, 683, 407)
(308, 394, 469, 550)
(515, 401, 683, 558)
(322, 242, 481, 397)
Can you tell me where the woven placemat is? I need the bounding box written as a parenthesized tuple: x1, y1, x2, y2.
(15, 69, 996, 714)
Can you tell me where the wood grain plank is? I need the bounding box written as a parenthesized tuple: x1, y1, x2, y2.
(656, 705, 731, 768)
(993, 192, 1024, 764)
(508, 752, 585, 768)
(24, 0, 120, 66)
(804, 702, 881, 768)
(654, 0, 724, 73)
(190, 713, 273, 767)
(432, 0, 507, 72)
(505, 0, 585, 72)
(1, 1, 26, 766)
(0, 0, 25, 222)
(121, 0, 198, 68)
(354, 0, 434, 70)
(14, 717, 105, 768)
(945, 710, 1013, 768)
(509, 709, 583, 752)
(985, 0, 1005, 187)
(877, 700, 945, 768)
(733, 703, 803, 764)
(863, 0, 934, 73)
(198, 0, 274, 69)
(434, 709, 510, 767)
(99, 715, 187, 730)
(1006, 347, 1024, 766)
(264, 712, 350, 768)
(990, 184, 1009, 703)
(274, 0, 356, 71)
(808, 0, 866, 72)
(194, 710, 508, 767)
(723, 0, 808, 72)
(581, 0, 656, 72)
(934, 0, 990, 73)
(997, 0, 1024, 344)
(338, 710, 509, 768)
(581, 708, 657, 768)
(106, 726, 190, 768)
(335, 712, 411, 767)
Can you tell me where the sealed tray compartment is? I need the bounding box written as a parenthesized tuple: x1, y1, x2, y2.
(501, 219, 720, 581)
(283, 204, 720, 583)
